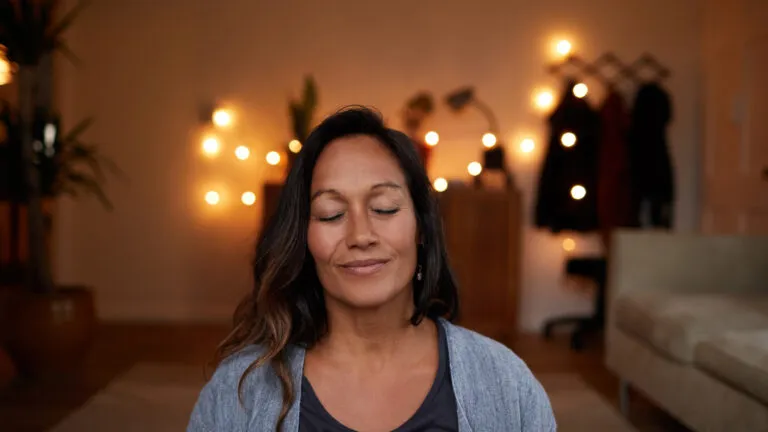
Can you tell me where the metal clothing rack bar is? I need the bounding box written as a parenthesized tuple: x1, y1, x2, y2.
(547, 52, 671, 87)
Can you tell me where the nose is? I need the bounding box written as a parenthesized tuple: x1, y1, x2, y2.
(346, 206, 377, 249)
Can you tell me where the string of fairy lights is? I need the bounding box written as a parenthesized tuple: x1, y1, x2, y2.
(425, 38, 587, 199)
(198, 37, 586, 252)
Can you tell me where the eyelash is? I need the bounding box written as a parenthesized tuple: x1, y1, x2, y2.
(317, 208, 400, 222)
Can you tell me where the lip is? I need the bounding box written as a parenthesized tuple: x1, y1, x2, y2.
(338, 258, 390, 276)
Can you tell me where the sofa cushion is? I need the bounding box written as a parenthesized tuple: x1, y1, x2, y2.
(695, 330, 768, 406)
(614, 292, 768, 363)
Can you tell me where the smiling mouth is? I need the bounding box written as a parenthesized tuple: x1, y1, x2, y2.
(338, 259, 390, 276)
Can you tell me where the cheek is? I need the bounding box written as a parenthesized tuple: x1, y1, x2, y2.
(307, 222, 338, 264)
(379, 213, 418, 261)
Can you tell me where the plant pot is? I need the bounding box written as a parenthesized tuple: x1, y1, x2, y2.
(7, 285, 96, 378)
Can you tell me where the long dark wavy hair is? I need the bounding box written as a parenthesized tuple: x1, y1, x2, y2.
(214, 106, 460, 429)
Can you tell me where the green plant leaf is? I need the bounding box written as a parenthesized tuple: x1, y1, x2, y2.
(47, 0, 90, 41)
(54, 39, 81, 65)
(63, 169, 113, 210)
(303, 75, 317, 111)
(63, 116, 94, 142)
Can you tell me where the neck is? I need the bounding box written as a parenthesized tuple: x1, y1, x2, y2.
(316, 289, 430, 365)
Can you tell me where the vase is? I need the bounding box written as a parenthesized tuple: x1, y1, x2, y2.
(6, 285, 96, 378)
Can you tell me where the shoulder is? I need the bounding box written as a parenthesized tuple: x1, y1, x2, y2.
(186, 344, 289, 432)
(440, 320, 557, 431)
(441, 319, 529, 376)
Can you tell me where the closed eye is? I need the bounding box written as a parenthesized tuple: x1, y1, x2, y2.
(317, 213, 343, 222)
(374, 208, 400, 215)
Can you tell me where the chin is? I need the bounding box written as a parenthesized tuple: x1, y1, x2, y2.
(330, 279, 411, 311)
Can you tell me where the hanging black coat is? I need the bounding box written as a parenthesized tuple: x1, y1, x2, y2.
(534, 81, 600, 233)
(628, 82, 674, 228)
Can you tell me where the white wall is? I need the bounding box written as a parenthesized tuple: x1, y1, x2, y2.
(53, 0, 702, 331)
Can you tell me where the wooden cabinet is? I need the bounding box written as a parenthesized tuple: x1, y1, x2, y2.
(438, 186, 522, 343)
(262, 183, 283, 227)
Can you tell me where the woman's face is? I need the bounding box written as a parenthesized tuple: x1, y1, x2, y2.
(307, 135, 418, 312)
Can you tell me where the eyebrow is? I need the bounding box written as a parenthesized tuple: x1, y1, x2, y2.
(310, 181, 403, 202)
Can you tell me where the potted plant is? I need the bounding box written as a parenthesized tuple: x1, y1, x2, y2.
(0, 0, 110, 377)
(402, 91, 434, 169)
(286, 75, 317, 173)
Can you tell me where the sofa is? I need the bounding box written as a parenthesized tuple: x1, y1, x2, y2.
(605, 230, 768, 431)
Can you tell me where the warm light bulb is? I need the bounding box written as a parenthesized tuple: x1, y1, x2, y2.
(425, 131, 439, 146)
(482, 132, 497, 148)
(202, 137, 220, 156)
(534, 90, 554, 111)
(520, 138, 535, 153)
(241, 191, 256, 206)
(235, 145, 250, 160)
(0, 56, 10, 86)
(573, 83, 588, 98)
(556, 40, 572, 57)
(433, 177, 448, 192)
(563, 237, 576, 252)
(205, 190, 220, 205)
(571, 185, 586, 200)
(266, 151, 281, 165)
(467, 162, 483, 177)
(212, 109, 233, 128)
(561, 132, 577, 148)
(288, 139, 302, 153)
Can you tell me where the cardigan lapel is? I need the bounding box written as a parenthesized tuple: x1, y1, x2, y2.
(439, 318, 474, 432)
(281, 345, 305, 432)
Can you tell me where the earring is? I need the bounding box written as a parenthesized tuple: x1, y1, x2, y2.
(416, 264, 423, 281)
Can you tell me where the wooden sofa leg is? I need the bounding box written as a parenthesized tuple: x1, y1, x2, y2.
(619, 379, 630, 417)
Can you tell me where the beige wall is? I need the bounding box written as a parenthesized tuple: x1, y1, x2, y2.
(53, 0, 702, 331)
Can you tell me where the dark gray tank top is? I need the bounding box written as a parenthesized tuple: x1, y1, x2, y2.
(299, 320, 458, 431)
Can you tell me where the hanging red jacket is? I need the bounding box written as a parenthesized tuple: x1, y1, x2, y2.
(597, 90, 635, 229)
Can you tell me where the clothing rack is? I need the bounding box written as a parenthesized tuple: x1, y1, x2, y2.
(547, 52, 671, 87)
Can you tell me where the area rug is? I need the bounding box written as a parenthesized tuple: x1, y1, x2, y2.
(50, 364, 636, 431)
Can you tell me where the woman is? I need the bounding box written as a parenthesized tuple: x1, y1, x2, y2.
(188, 107, 556, 431)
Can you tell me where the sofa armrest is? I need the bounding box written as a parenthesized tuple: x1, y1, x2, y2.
(607, 230, 768, 302)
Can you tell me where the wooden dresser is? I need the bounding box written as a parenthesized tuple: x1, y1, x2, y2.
(437, 185, 522, 343)
(262, 182, 522, 342)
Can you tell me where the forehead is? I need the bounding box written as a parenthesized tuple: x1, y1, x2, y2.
(311, 135, 407, 191)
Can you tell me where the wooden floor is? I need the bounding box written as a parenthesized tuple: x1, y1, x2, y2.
(0, 323, 687, 432)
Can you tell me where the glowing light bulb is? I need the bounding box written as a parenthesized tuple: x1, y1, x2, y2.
(425, 131, 439, 146)
(573, 83, 588, 98)
(571, 185, 586, 200)
(241, 191, 256, 206)
(0, 54, 10, 86)
(212, 109, 233, 128)
(482, 133, 497, 148)
(235, 145, 250, 160)
(266, 151, 281, 165)
(561, 132, 577, 148)
(534, 90, 554, 111)
(520, 138, 535, 153)
(205, 191, 220, 205)
(433, 177, 448, 192)
(202, 137, 220, 156)
(288, 139, 302, 153)
(556, 40, 572, 57)
(467, 161, 482, 177)
(563, 237, 576, 252)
